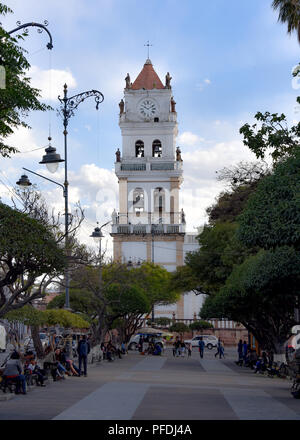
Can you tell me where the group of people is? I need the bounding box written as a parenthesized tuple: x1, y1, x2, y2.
(0, 334, 92, 395)
(173, 337, 225, 359)
(236, 339, 273, 373)
(100, 341, 127, 361)
(138, 336, 162, 356)
(173, 338, 191, 357)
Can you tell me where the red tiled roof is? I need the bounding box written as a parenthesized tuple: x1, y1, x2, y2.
(131, 59, 165, 90)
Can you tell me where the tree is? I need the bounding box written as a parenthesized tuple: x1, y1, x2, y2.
(272, 0, 300, 44)
(5, 188, 86, 315)
(237, 151, 300, 250)
(239, 111, 300, 162)
(189, 320, 213, 332)
(207, 162, 270, 225)
(5, 305, 90, 358)
(0, 203, 65, 318)
(50, 261, 179, 345)
(184, 222, 253, 296)
(201, 246, 300, 354)
(169, 322, 189, 337)
(152, 317, 172, 327)
(0, 3, 49, 157)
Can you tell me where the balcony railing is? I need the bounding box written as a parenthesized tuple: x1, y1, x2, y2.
(112, 223, 185, 235)
(151, 163, 174, 170)
(120, 163, 146, 171)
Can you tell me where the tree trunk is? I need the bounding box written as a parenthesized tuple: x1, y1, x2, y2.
(30, 325, 44, 359)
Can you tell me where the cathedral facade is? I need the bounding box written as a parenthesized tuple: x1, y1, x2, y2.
(111, 58, 203, 320)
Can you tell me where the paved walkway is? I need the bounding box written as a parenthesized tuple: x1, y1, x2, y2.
(0, 347, 299, 420)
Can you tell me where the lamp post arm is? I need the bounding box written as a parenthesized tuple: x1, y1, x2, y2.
(100, 221, 111, 232)
(22, 167, 65, 192)
(6, 22, 53, 49)
(58, 85, 104, 127)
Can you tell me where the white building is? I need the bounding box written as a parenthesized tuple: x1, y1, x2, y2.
(111, 59, 204, 319)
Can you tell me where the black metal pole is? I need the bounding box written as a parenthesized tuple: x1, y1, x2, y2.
(151, 232, 155, 323)
(63, 85, 70, 310)
(57, 84, 104, 311)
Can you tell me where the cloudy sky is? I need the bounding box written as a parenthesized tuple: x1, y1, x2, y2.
(0, 0, 299, 255)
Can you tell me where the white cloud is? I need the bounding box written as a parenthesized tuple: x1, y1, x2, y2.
(38, 163, 119, 257)
(178, 131, 204, 147)
(196, 78, 212, 91)
(180, 139, 257, 230)
(6, 127, 48, 161)
(29, 66, 77, 101)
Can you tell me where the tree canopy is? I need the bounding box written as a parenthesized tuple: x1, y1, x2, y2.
(272, 0, 300, 44)
(0, 203, 65, 317)
(201, 246, 300, 353)
(237, 151, 300, 250)
(47, 261, 179, 343)
(5, 305, 90, 329)
(0, 3, 49, 157)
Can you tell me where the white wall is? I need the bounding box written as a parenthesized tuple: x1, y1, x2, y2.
(121, 241, 147, 263)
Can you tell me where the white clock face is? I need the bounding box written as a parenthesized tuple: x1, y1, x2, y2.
(139, 99, 157, 118)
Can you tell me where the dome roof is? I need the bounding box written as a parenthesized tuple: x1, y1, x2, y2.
(131, 59, 165, 90)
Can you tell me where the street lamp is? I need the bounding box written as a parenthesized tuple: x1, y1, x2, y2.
(17, 84, 104, 310)
(90, 221, 110, 294)
(39, 137, 64, 173)
(16, 174, 32, 188)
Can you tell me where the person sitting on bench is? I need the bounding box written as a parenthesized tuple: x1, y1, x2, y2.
(3, 350, 26, 394)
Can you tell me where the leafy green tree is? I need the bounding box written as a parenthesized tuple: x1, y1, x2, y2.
(0, 3, 49, 157)
(169, 322, 189, 336)
(5, 305, 89, 358)
(240, 111, 300, 162)
(184, 222, 253, 296)
(189, 320, 213, 332)
(50, 262, 178, 344)
(47, 288, 98, 324)
(237, 151, 300, 250)
(0, 203, 65, 318)
(152, 317, 172, 327)
(201, 246, 300, 353)
(272, 0, 300, 43)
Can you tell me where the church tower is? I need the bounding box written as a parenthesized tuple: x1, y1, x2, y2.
(111, 58, 188, 319)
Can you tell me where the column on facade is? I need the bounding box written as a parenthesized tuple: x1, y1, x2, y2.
(119, 177, 128, 224)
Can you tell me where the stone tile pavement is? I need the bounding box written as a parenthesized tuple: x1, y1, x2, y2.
(1, 346, 300, 420)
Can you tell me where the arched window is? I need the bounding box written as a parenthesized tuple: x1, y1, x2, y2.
(152, 139, 162, 157)
(133, 187, 144, 215)
(153, 187, 165, 221)
(135, 140, 144, 157)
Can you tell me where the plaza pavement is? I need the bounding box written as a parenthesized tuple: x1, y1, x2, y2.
(0, 346, 300, 420)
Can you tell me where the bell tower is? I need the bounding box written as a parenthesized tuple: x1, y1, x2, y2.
(111, 58, 187, 318)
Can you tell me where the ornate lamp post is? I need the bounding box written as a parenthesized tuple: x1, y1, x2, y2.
(90, 221, 110, 293)
(4, 20, 53, 49)
(18, 85, 104, 310)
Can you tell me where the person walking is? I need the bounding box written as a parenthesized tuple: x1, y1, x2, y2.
(237, 339, 243, 366)
(180, 340, 186, 357)
(198, 337, 205, 359)
(242, 340, 248, 366)
(173, 337, 180, 357)
(77, 335, 90, 377)
(219, 340, 225, 358)
(187, 343, 192, 357)
(215, 339, 222, 358)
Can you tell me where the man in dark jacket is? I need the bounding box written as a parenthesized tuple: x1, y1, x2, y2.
(77, 335, 90, 377)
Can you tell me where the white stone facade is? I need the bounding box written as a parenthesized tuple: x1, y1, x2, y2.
(111, 60, 202, 319)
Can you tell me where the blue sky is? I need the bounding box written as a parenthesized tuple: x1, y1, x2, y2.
(1, 0, 299, 252)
